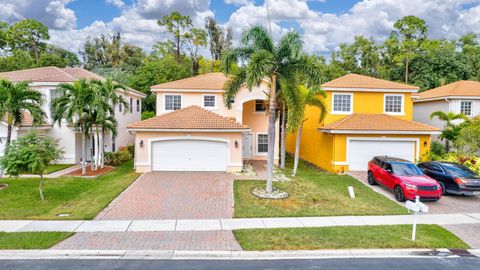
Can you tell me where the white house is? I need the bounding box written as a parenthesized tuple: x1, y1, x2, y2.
(0, 66, 146, 163)
(413, 80, 480, 133)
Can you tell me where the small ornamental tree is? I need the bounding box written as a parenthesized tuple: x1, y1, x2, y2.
(0, 132, 63, 201)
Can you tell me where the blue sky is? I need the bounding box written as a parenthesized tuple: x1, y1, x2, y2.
(1, 0, 480, 56)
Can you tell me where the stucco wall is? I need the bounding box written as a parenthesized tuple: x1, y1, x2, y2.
(133, 131, 243, 173)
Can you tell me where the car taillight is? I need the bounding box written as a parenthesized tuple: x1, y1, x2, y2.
(454, 178, 467, 185)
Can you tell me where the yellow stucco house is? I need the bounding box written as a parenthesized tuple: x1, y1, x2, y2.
(286, 74, 440, 173)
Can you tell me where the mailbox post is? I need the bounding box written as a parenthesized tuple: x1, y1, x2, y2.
(405, 196, 428, 241)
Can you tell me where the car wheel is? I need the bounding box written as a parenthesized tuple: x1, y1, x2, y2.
(394, 186, 406, 202)
(439, 182, 447, 196)
(367, 171, 377, 185)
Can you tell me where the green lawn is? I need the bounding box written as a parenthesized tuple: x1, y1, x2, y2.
(234, 225, 469, 250)
(234, 158, 406, 218)
(0, 161, 140, 220)
(0, 232, 73, 249)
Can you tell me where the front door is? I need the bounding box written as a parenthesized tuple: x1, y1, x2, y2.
(242, 133, 253, 159)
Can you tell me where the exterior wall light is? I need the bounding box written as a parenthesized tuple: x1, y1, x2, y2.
(423, 141, 428, 147)
(234, 140, 239, 148)
(139, 140, 144, 148)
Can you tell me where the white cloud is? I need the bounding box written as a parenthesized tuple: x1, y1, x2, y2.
(224, 0, 251, 6)
(0, 0, 76, 29)
(106, 0, 125, 9)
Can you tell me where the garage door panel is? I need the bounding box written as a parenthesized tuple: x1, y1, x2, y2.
(348, 140, 415, 171)
(152, 139, 227, 171)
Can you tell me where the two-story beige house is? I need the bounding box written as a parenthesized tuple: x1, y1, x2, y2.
(127, 73, 279, 173)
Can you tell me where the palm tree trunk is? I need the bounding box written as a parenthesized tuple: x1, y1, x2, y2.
(446, 140, 450, 153)
(95, 126, 100, 171)
(405, 59, 409, 83)
(280, 103, 286, 169)
(292, 124, 303, 177)
(90, 131, 95, 171)
(81, 129, 87, 176)
(266, 73, 277, 193)
(101, 128, 105, 169)
(0, 121, 13, 178)
(39, 174, 45, 201)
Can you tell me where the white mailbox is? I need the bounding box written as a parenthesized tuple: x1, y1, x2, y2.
(406, 196, 428, 241)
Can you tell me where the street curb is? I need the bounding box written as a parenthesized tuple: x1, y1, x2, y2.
(0, 249, 475, 260)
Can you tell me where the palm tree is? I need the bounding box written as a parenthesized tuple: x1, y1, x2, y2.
(221, 26, 323, 193)
(0, 79, 46, 150)
(430, 111, 468, 152)
(282, 80, 327, 176)
(51, 79, 93, 176)
(90, 78, 128, 169)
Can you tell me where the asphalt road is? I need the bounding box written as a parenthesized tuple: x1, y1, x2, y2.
(1, 258, 480, 270)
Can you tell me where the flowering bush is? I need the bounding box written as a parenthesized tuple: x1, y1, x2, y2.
(429, 152, 480, 175)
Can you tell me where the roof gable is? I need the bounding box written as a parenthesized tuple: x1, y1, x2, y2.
(151, 73, 229, 90)
(322, 74, 419, 91)
(416, 80, 480, 101)
(127, 105, 248, 130)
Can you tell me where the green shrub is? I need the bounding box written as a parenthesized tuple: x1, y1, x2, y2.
(141, 111, 155, 120)
(430, 141, 446, 156)
(105, 147, 132, 166)
(126, 145, 135, 157)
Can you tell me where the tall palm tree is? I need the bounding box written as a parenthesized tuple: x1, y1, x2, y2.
(0, 79, 46, 150)
(429, 111, 468, 152)
(90, 78, 128, 169)
(221, 26, 322, 193)
(51, 79, 93, 175)
(283, 80, 327, 176)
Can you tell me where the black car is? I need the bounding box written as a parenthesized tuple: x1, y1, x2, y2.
(418, 161, 480, 196)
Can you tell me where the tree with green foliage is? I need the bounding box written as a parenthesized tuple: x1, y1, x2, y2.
(7, 19, 50, 64)
(0, 132, 62, 201)
(430, 111, 468, 152)
(389, 16, 428, 83)
(0, 21, 8, 50)
(184, 28, 207, 75)
(39, 45, 81, 67)
(158, 11, 192, 62)
(337, 36, 380, 76)
(222, 26, 323, 193)
(0, 79, 46, 149)
(51, 79, 93, 176)
(205, 16, 232, 62)
(456, 117, 480, 157)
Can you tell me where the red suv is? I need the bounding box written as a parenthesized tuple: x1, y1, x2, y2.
(367, 156, 442, 202)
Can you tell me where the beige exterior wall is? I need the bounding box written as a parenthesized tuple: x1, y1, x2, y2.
(133, 131, 244, 173)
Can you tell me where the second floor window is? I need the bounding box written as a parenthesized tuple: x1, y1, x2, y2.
(119, 103, 123, 112)
(460, 101, 473, 116)
(332, 93, 352, 113)
(165, 95, 182, 111)
(203, 95, 216, 108)
(136, 99, 140, 112)
(384, 94, 404, 114)
(255, 100, 266, 112)
(130, 98, 133, 113)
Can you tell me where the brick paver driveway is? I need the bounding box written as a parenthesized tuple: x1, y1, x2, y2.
(96, 172, 234, 220)
(348, 171, 480, 214)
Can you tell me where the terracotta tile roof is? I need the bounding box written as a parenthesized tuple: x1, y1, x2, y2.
(322, 74, 419, 90)
(0, 66, 145, 97)
(127, 105, 249, 130)
(151, 73, 229, 90)
(2, 111, 51, 128)
(416, 80, 480, 100)
(319, 113, 439, 133)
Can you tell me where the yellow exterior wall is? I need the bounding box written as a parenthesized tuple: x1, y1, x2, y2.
(285, 90, 431, 173)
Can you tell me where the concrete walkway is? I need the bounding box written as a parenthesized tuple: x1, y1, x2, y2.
(2, 213, 480, 233)
(12, 164, 81, 178)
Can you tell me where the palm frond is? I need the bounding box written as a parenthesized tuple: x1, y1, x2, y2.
(222, 68, 246, 109)
(245, 49, 275, 90)
(241, 25, 274, 53)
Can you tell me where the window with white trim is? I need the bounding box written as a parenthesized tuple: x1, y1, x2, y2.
(165, 95, 182, 111)
(460, 101, 473, 116)
(203, 95, 216, 108)
(255, 100, 266, 112)
(118, 103, 123, 112)
(384, 94, 404, 114)
(130, 98, 133, 113)
(136, 99, 140, 112)
(257, 134, 268, 153)
(332, 93, 352, 113)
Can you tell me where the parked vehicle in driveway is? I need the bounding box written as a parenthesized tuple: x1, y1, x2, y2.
(367, 156, 442, 202)
(418, 161, 480, 196)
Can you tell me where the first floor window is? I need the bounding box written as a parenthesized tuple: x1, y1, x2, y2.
(203, 95, 216, 108)
(257, 134, 268, 153)
(112, 136, 116, 152)
(460, 101, 473, 116)
(165, 95, 182, 111)
(384, 95, 403, 114)
(255, 100, 266, 112)
(332, 93, 352, 113)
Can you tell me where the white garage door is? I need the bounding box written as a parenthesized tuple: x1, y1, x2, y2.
(152, 139, 228, 171)
(348, 139, 416, 171)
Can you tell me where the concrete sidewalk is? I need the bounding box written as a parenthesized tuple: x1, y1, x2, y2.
(0, 248, 475, 260)
(2, 213, 480, 233)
